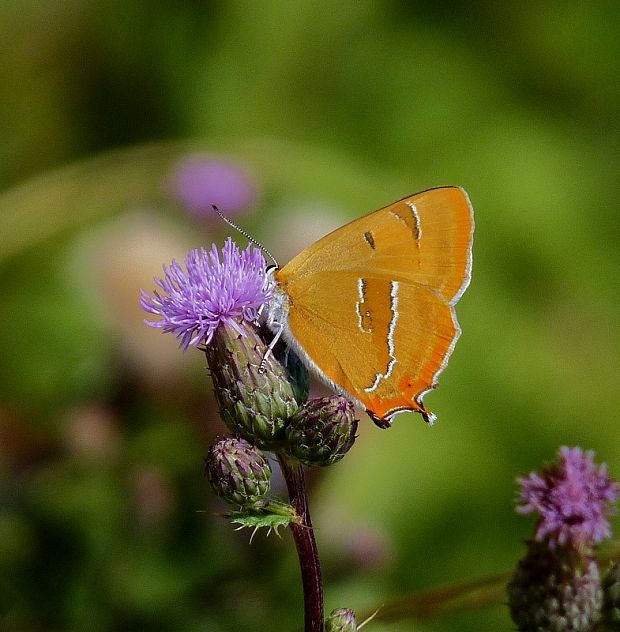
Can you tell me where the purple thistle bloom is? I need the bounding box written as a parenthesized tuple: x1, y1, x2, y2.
(140, 238, 272, 350)
(172, 156, 256, 218)
(516, 446, 618, 549)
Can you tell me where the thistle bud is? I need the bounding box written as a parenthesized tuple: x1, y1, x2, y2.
(284, 396, 358, 467)
(205, 321, 299, 449)
(507, 542, 602, 631)
(602, 561, 620, 628)
(325, 608, 358, 632)
(205, 436, 271, 508)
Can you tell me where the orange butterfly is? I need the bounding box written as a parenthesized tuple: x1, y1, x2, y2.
(266, 186, 474, 428)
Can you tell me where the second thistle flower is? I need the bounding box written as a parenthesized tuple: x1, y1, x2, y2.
(508, 446, 619, 632)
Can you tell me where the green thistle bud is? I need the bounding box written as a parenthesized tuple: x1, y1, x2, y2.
(205, 321, 299, 449)
(284, 396, 358, 467)
(205, 436, 271, 507)
(602, 561, 620, 628)
(507, 542, 602, 631)
(325, 608, 358, 632)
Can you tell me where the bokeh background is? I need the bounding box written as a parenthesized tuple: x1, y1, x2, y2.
(1, 2, 619, 630)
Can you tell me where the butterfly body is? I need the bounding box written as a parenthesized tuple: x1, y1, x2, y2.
(266, 186, 474, 428)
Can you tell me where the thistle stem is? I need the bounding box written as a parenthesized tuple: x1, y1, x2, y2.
(277, 454, 324, 632)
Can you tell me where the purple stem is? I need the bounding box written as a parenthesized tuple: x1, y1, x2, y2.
(277, 454, 324, 632)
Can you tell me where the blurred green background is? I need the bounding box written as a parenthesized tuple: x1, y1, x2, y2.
(1, 1, 619, 630)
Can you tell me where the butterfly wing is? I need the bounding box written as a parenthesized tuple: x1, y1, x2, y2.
(275, 187, 474, 427)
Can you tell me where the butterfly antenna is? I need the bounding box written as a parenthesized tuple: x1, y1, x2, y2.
(211, 205, 279, 268)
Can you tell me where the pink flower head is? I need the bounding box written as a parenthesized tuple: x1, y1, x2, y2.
(516, 446, 618, 549)
(140, 238, 272, 349)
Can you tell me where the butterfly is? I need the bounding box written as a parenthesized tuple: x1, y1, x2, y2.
(265, 186, 474, 428)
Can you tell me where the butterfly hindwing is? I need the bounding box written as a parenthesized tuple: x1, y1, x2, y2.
(281, 272, 459, 425)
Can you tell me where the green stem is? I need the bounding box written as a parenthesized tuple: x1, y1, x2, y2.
(278, 454, 324, 632)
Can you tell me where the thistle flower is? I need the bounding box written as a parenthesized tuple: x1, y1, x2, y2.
(205, 436, 271, 508)
(172, 156, 256, 217)
(508, 447, 618, 631)
(284, 396, 358, 467)
(516, 446, 618, 550)
(140, 238, 272, 350)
